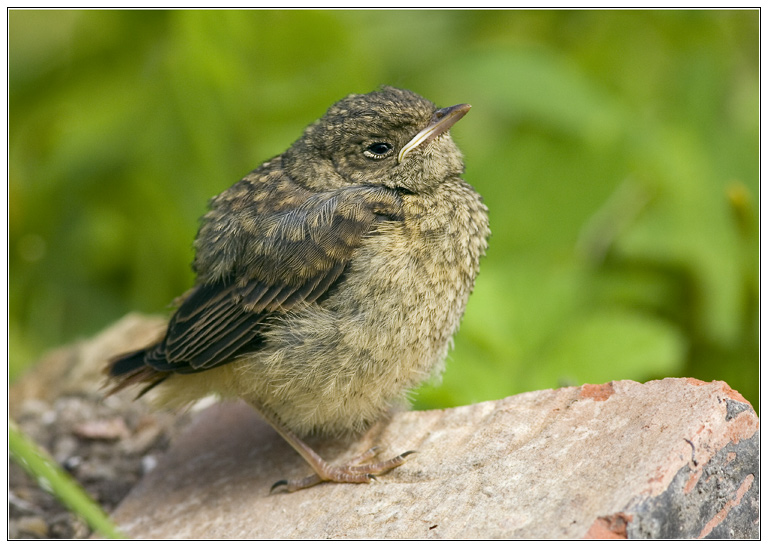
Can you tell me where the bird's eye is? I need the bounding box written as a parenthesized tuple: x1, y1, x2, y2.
(363, 142, 394, 159)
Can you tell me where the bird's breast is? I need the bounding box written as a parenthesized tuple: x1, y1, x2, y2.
(335, 181, 488, 376)
(232, 180, 488, 436)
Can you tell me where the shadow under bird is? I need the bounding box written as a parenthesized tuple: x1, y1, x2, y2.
(106, 86, 490, 492)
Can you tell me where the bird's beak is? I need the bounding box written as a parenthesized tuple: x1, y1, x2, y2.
(398, 103, 471, 163)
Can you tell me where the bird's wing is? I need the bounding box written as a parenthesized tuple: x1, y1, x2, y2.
(151, 181, 403, 372)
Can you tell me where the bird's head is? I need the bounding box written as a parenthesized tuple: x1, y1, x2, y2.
(283, 87, 470, 193)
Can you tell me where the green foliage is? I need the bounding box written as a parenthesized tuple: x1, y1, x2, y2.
(10, 10, 759, 410)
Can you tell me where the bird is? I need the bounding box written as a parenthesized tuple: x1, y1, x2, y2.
(105, 86, 490, 492)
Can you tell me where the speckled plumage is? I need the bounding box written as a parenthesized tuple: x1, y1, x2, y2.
(107, 87, 489, 488)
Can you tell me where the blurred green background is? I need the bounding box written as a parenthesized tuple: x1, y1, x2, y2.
(9, 10, 759, 410)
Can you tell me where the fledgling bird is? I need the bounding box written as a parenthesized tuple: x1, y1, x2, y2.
(106, 87, 490, 492)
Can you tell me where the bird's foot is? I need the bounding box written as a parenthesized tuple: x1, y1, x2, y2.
(270, 448, 415, 493)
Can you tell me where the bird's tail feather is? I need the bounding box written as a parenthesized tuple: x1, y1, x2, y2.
(103, 348, 170, 397)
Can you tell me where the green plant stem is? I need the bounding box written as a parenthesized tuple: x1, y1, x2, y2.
(9, 419, 125, 539)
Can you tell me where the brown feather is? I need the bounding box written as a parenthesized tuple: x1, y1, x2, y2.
(106, 177, 403, 391)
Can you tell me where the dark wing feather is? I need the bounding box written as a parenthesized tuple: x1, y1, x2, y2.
(161, 282, 268, 369)
(106, 174, 402, 385)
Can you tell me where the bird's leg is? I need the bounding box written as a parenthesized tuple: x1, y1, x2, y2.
(247, 400, 413, 493)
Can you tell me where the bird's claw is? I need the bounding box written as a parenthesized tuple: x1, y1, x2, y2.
(269, 449, 415, 493)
